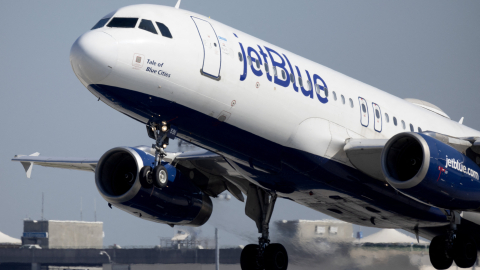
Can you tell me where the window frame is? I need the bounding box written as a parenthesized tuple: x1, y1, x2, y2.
(107, 17, 139, 28)
(138, 19, 158, 35)
(156, 22, 173, 38)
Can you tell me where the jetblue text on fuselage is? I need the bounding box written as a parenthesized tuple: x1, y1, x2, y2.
(446, 156, 480, 180)
(238, 42, 329, 104)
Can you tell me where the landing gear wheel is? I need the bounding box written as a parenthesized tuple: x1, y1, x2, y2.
(264, 243, 288, 270)
(240, 244, 262, 270)
(454, 235, 477, 268)
(153, 165, 168, 188)
(139, 166, 153, 188)
(429, 235, 453, 270)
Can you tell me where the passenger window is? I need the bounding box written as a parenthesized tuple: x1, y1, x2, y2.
(107, 17, 138, 28)
(256, 59, 260, 69)
(361, 104, 366, 113)
(247, 56, 252, 66)
(324, 87, 329, 97)
(156, 22, 173, 38)
(238, 52, 243, 62)
(401, 120, 406, 129)
(92, 18, 111, 30)
(265, 62, 269, 73)
(341, 95, 345, 104)
(418, 127, 423, 133)
(349, 98, 354, 108)
(273, 66, 278, 77)
(375, 109, 380, 118)
(410, 124, 414, 132)
(139, 19, 157, 34)
(298, 77, 303, 88)
(393, 117, 397, 126)
(307, 81, 312, 90)
(282, 70, 286, 80)
(333, 91, 337, 101)
(290, 73, 295, 83)
(385, 113, 389, 123)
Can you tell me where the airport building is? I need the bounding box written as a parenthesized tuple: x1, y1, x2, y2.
(275, 219, 354, 242)
(22, 220, 103, 249)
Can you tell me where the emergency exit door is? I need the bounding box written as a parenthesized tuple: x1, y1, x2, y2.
(358, 97, 369, 127)
(372, 102, 382, 132)
(191, 17, 221, 80)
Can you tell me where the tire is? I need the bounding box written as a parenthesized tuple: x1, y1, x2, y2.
(139, 166, 153, 188)
(153, 165, 168, 188)
(240, 244, 262, 270)
(429, 235, 453, 270)
(454, 235, 477, 268)
(264, 243, 288, 270)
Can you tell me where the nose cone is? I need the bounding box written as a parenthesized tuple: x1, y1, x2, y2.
(70, 31, 118, 85)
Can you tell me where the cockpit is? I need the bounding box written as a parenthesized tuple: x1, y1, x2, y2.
(91, 15, 173, 38)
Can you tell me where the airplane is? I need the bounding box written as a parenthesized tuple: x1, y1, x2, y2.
(11, 2, 480, 270)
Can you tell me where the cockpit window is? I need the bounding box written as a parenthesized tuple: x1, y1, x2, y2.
(107, 18, 138, 28)
(91, 18, 111, 30)
(156, 22, 173, 38)
(139, 19, 157, 34)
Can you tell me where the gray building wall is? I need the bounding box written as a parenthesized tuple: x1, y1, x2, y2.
(22, 220, 103, 248)
(275, 220, 353, 242)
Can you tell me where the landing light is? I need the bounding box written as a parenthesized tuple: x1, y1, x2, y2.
(163, 144, 167, 149)
(161, 126, 168, 132)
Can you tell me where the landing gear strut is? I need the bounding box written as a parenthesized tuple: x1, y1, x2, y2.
(429, 210, 477, 269)
(140, 122, 170, 189)
(241, 186, 288, 270)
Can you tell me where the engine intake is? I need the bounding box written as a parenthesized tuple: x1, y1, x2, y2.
(95, 147, 212, 226)
(382, 133, 480, 210)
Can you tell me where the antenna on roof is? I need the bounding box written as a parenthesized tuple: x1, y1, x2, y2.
(94, 198, 97, 222)
(80, 197, 83, 221)
(175, 0, 181, 9)
(41, 192, 44, 220)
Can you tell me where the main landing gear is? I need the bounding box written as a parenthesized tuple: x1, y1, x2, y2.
(429, 210, 478, 269)
(139, 122, 170, 189)
(241, 186, 288, 270)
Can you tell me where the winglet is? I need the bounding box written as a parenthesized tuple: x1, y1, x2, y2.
(175, 0, 181, 9)
(19, 152, 40, 178)
(459, 117, 464, 125)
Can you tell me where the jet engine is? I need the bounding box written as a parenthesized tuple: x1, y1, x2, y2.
(95, 146, 212, 226)
(382, 132, 480, 210)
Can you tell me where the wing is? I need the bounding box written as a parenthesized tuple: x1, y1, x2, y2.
(11, 153, 98, 178)
(344, 138, 387, 181)
(11, 149, 248, 202)
(170, 149, 248, 202)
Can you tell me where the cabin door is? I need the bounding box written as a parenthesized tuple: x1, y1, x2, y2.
(191, 17, 221, 80)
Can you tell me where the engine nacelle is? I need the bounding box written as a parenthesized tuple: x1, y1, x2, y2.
(382, 132, 480, 210)
(95, 146, 212, 226)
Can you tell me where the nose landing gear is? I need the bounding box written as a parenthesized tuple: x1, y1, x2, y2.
(241, 186, 288, 270)
(140, 123, 170, 189)
(429, 210, 477, 269)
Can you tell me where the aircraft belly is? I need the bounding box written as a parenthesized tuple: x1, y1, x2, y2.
(88, 84, 449, 233)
